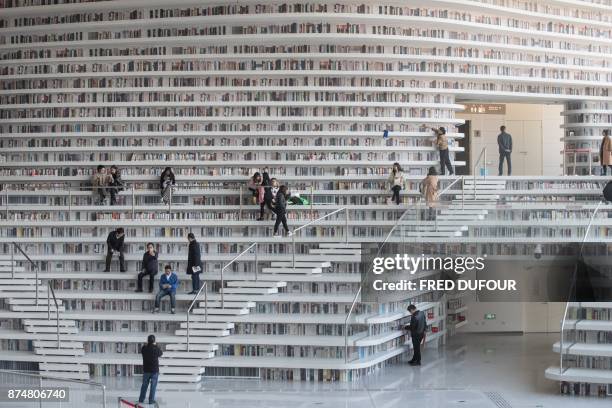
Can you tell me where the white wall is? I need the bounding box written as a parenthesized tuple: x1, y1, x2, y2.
(456, 103, 564, 176)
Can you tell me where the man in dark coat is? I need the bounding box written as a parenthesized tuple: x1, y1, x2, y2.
(138, 334, 162, 405)
(186, 233, 202, 294)
(136, 242, 158, 293)
(104, 227, 126, 272)
(406, 304, 427, 366)
(497, 125, 513, 176)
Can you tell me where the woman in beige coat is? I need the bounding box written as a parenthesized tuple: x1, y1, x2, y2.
(600, 129, 612, 175)
(421, 166, 439, 220)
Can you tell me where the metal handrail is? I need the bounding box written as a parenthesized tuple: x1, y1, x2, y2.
(220, 242, 258, 309)
(47, 282, 61, 349)
(12, 241, 40, 308)
(559, 200, 602, 374)
(291, 207, 349, 270)
(0, 369, 106, 408)
(472, 147, 487, 199)
(343, 207, 412, 363)
(186, 281, 207, 353)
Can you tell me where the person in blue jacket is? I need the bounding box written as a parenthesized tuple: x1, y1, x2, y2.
(152, 265, 178, 314)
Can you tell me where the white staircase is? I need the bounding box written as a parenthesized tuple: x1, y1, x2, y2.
(158, 242, 352, 383)
(404, 178, 505, 239)
(0, 260, 88, 380)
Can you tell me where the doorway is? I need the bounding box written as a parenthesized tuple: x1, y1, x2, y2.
(456, 121, 471, 176)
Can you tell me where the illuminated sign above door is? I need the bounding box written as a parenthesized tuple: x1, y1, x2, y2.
(464, 104, 506, 114)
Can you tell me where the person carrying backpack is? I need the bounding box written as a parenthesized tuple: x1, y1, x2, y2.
(273, 185, 291, 238)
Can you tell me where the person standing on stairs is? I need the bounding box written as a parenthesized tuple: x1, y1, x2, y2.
(405, 304, 426, 366)
(108, 165, 124, 206)
(599, 129, 612, 175)
(104, 227, 126, 272)
(247, 171, 262, 205)
(420, 167, 439, 221)
(257, 169, 275, 221)
(92, 165, 111, 205)
(138, 334, 162, 406)
(160, 167, 176, 205)
(273, 185, 291, 238)
(186, 233, 202, 295)
(497, 125, 513, 176)
(153, 265, 178, 314)
(388, 162, 405, 205)
(424, 126, 454, 176)
(136, 242, 158, 293)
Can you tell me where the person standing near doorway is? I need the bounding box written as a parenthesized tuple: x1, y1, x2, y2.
(138, 334, 162, 405)
(425, 126, 454, 176)
(599, 129, 612, 175)
(405, 304, 426, 366)
(497, 125, 513, 176)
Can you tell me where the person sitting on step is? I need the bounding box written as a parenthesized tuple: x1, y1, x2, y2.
(153, 265, 178, 314)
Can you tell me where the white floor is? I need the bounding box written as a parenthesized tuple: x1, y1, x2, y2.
(2, 333, 609, 407)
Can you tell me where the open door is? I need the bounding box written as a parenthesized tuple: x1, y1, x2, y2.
(456, 121, 471, 175)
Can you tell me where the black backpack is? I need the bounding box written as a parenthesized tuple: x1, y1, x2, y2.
(603, 181, 612, 202)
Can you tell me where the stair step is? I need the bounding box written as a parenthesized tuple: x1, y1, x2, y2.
(411, 225, 468, 232)
(270, 261, 331, 268)
(174, 329, 230, 337)
(7, 298, 64, 305)
(309, 249, 361, 255)
(0, 279, 41, 285)
(159, 366, 205, 375)
(34, 340, 83, 349)
(165, 344, 218, 352)
(192, 307, 249, 316)
(0, 286, 47, 292)
(226, 281, 286, 288)
(11, 305, 65, 312)
(178, 322, 234, 330)
(35, 348, 85, 356)
(162, 351, 216, 359)
(437, 215, 484, 221)
(454, 194, 500, 199)
(39, 363, 88, 372)
(0, 267, 27, 272)
(439, 209, 487, 215)
(222, 287, 278, 294)
(261, 267, 322, 274)
(403, 231, 463, 237)
(158, 374, 201, 383)
(318, 243, 361, 249)
(23, 319, 75, 327)
(38, 371, 90, 380)
(198, 300, 255, 309)
(26, 326, 78, 334)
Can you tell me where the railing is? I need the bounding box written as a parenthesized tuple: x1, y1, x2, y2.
(47, 281, 61, 348)
(472, 147, 487, 199)
(12, 241, 40, 307)
(186, 281, 207, 353)
(343, 206, 412, 363)
(559, 200, 602, 374)
(220, 242, 258, 309)
(291, 207, 349, 271)
(0, 369, 107, 408)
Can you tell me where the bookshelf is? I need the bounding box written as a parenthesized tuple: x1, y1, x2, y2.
(0, 0, 610, 386)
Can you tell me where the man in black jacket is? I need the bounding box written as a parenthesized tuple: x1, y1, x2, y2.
(406, 304, 426, 366)
(186, 233, 202, 295)
(104, 227, 126, 272)
(497, 125, 513, 176)
(138, 334, 162, 405)
(136, 242, 158, 293)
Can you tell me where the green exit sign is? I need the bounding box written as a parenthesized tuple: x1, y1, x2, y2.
(484, 313, 496, 320)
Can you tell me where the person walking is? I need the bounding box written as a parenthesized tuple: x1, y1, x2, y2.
(273, 185, 291, 238)
(136, 243, 158, 293)
(497, 125, 513, 176)
(420, 167, 439, 221)
(104, 227, 126, 272)
(405, 304, 427, 366)
(425, 126, 453, 176)
(108, 165, 124, 206)
(153, 265, 178, 314)
(387, 162, 405, 205)
(160, 167, 176, 205)
(186, 233, 202, 295)
(92, 165, 110, 205)
(138, 334, 162, 406)
(599, 129, 612, 175)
